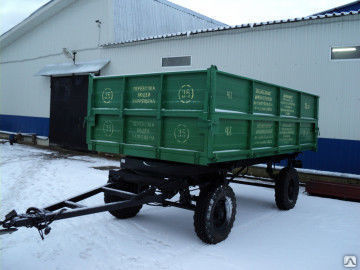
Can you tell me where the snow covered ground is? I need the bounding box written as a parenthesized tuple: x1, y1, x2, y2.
(1, 143, 359, 270)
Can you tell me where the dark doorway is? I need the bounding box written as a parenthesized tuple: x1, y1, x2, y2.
(49, 75, 89, 150)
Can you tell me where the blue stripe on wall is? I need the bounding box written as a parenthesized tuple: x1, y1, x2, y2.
(0, 114, 49, 137)
(0, 114, 359, 175)
(300, 138, 360, 175)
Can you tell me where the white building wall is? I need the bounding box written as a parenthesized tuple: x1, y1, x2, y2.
(0, 0, 107, 118)
(99, 15, 360, 141)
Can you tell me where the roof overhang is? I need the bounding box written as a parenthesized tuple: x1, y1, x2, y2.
(35, 59, 110, 77)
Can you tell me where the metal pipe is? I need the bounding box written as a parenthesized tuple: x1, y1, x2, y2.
(9, 195, 163, 228)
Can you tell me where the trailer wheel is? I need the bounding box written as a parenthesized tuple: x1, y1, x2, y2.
(194, 185, 236, 244)
(275, 167, 299, 210)
(104, 176, 145, 219)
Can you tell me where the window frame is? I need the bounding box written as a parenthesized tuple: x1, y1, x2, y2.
(161, 56, 192, 67)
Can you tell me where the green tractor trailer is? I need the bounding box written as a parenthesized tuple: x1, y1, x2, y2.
(1, 66, 319, 244)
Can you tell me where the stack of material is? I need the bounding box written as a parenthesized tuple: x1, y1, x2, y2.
(306, 181, 360, 201)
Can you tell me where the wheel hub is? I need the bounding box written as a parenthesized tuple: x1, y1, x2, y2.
(213, 196, 233, 228)
(288, 179, 295, 202)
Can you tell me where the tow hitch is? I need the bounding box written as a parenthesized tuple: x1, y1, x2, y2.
(0, 182, 164, 240)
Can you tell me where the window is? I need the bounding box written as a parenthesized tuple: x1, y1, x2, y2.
(162, 56, 191, 67)
(331, 46, 360, 60)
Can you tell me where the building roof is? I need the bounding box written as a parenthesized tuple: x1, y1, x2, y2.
(112, 0, 226, 43)
(102, 10, 360, 47)
(312, 1, 360, 15)
(0, 0, 226, 50)
(153, 0, 226, 26)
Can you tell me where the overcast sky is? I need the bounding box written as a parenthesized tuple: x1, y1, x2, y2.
(0, 0, 352, 35)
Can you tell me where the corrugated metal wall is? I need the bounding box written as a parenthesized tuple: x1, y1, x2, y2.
(113, 0, 224, 43)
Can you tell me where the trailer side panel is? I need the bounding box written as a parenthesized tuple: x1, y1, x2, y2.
(86, 66, 318, 165)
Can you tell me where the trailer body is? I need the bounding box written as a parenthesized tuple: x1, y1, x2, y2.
(86, 66, 318, 165)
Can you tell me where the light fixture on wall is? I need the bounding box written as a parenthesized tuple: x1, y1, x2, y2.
(331, 46, 360, 60)
(62, 48, 77, 64)
(332, 47, 356, 52)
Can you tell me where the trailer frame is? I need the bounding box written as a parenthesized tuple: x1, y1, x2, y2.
(1, 152, 300, 242)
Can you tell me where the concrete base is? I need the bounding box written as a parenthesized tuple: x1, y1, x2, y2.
(0, 132, 49, 146)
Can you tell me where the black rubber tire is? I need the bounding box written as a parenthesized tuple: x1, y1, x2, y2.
(275, 167, 299, 210)
(104, 177, 144, 219)
(194, 185, 236, 244)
